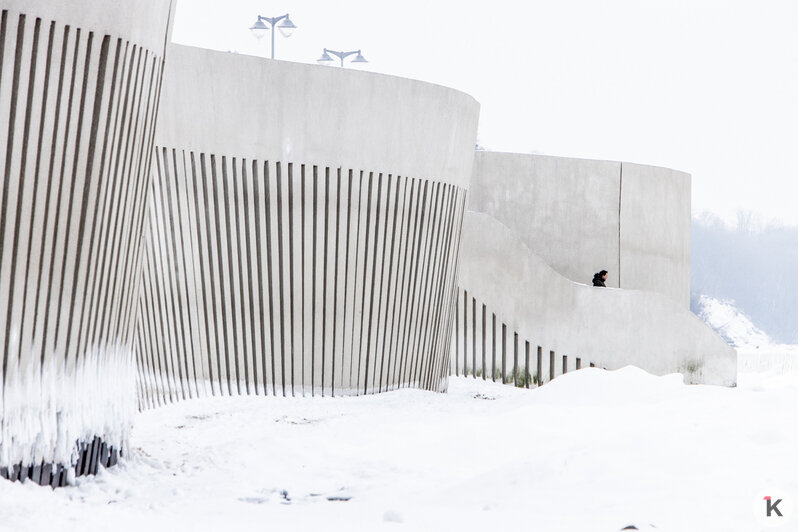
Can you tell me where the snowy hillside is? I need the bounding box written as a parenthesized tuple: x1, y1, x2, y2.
(691, 215, 798, 344)
(695, 294, 798, 383)
(693, 294, 772, 348)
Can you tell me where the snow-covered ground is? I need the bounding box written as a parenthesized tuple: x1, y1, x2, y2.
(1, 356, 796, 532)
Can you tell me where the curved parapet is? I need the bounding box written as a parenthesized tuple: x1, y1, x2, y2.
(455, 212, 735, 386)
(135, 45, 480, 405)
(0, 0, 175, 485)
(469, 151, 691, 308)
(155, 45, 477, 188)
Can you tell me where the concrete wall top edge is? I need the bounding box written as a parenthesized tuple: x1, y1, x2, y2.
(4, 0, 176, 55)
(475, 149, 690, 181)
(192, 46, 481, 108)
(155, 44, 480, 188)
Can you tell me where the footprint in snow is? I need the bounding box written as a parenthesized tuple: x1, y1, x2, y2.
(238, 497, 267, 504)
(472, 393, 496, 400)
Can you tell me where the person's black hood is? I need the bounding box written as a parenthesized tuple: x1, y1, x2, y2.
(592, 270, 607, 287)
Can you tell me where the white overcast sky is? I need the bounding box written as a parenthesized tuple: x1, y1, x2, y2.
(172, 0, 798, 226)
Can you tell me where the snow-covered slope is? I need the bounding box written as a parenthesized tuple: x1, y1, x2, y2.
(695, 294, 798, 385)
(693, 294, 772, 348)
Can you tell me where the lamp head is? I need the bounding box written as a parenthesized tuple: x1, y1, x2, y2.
(277, 14, 297, 38)
(249, 17, 268, 39)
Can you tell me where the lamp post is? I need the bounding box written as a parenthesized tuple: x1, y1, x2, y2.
(317, 48, 368, 68)
(249, 14, 297, 59)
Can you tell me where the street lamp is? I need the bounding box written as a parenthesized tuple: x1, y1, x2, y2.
(316, 48, 368, 68)
(249, 13, 297, 59)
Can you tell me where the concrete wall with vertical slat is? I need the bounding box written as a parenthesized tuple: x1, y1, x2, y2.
(0, 0, 175, 485)
(450, 286, 573, 387)
(135, 45, 479, 404)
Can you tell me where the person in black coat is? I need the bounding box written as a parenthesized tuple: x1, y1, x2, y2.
(592, 270, 608, 287)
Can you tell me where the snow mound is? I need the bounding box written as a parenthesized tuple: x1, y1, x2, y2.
(531, 366, 685, 406)
(694, 294, 772, 348)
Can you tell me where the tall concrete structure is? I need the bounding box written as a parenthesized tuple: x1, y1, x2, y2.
(0, 1, 734, 489)
(135, 45, 480, 405)
(0, 0, 175, 486)
(0, 13, 478, 484)
(458, 152, 735, 386)
(455, 212, 736, 386)
(469, 151, 691, 308)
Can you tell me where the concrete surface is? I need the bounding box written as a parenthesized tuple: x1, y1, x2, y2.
(620, 162, 691, 308)
(0, 0, 174, 476)
(469, 150, 691, 307)
(3, 0, 175, 53)
(155, 44, 480, 189)
(137, 45, 480, 404)
(458, 212, 736, 386)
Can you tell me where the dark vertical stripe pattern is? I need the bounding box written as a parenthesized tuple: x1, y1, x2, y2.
(450, 287, 595, 387)
(0, 8, 168, 486)
(137, 152, 466, 403)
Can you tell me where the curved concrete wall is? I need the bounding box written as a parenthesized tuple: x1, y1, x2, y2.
(457, 212, 735, 386)
(0, 0, 174, 485)
(135, 45, 479, 405)
(469, 151, 691, 308)
(155, 45, 478, 188)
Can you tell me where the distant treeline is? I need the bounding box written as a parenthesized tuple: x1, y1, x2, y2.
(691, 212, 798, 344)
